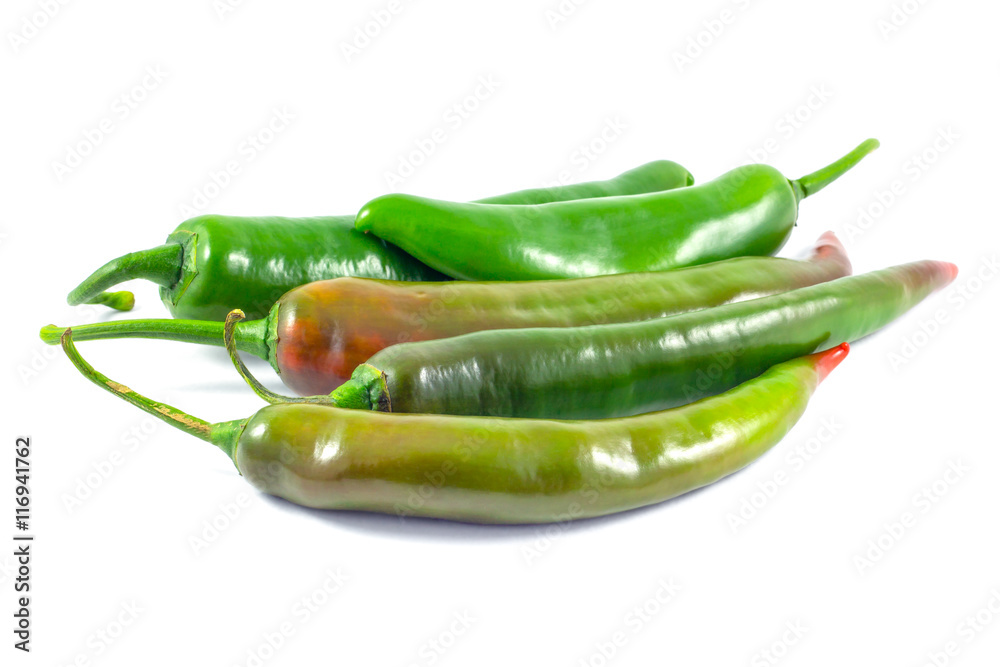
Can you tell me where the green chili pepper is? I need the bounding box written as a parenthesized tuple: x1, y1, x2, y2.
(355, 140, 879, 281)
(58, 329, 848, 524)
(304, 260, 954, 419)
(65, 160, 694, 320)
(41, 232, 851, 395)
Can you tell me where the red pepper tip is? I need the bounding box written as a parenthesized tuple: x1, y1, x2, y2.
(943, 262, 959, 282)
(813, 342, 850, 383)
(813, 231, 845, 255)
(815, 230, 841, 246)
(809, 231, 851, 274)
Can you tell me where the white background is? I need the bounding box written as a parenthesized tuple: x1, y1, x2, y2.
(2, 1, 998, 665)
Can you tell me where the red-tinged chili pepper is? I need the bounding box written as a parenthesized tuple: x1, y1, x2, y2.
(64, 160, 694, 320)
(41, 233, 851, 395)
(354, 140, 879, 281)
(59, 329, 849, 524)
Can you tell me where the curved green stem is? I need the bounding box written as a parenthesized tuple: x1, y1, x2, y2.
(39, 317, 271, 363)
(223, 310, 335, 407)
(792, 138, 880, 200)
(224, 310, 291, 404)
(67, 243, 184, 309)
(59, 329, 244, 463)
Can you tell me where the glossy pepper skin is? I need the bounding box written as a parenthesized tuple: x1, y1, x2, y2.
(328, 260, 956, 419)
(58, 330, 848, 524)
(355, 140, 879, 281)
(64, 160, 695, 321)
(169, 215, 447, 321)
(42, 232, 851, 395)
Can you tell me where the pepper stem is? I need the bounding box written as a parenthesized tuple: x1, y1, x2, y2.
(66, 243, 184, 311)
(59, 329, 244, 463)
(39, 317, 271, 363)
(792, 139, 880, 200)
(223, 310, 335, 407)
(329, 365, 391, 411)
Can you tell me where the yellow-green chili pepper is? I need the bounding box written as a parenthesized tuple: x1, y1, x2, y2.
(58, 330, 848, 524)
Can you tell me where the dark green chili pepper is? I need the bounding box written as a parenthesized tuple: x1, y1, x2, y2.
(355, 140, 879, 281)
(65, 160, 694, 320)
(58, 329, 849, 524)
(41, 232, 851, 395)
(304, 260, 954, 419)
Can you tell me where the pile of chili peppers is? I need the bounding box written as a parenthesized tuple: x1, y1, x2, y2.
(45, 139, 957, 524)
